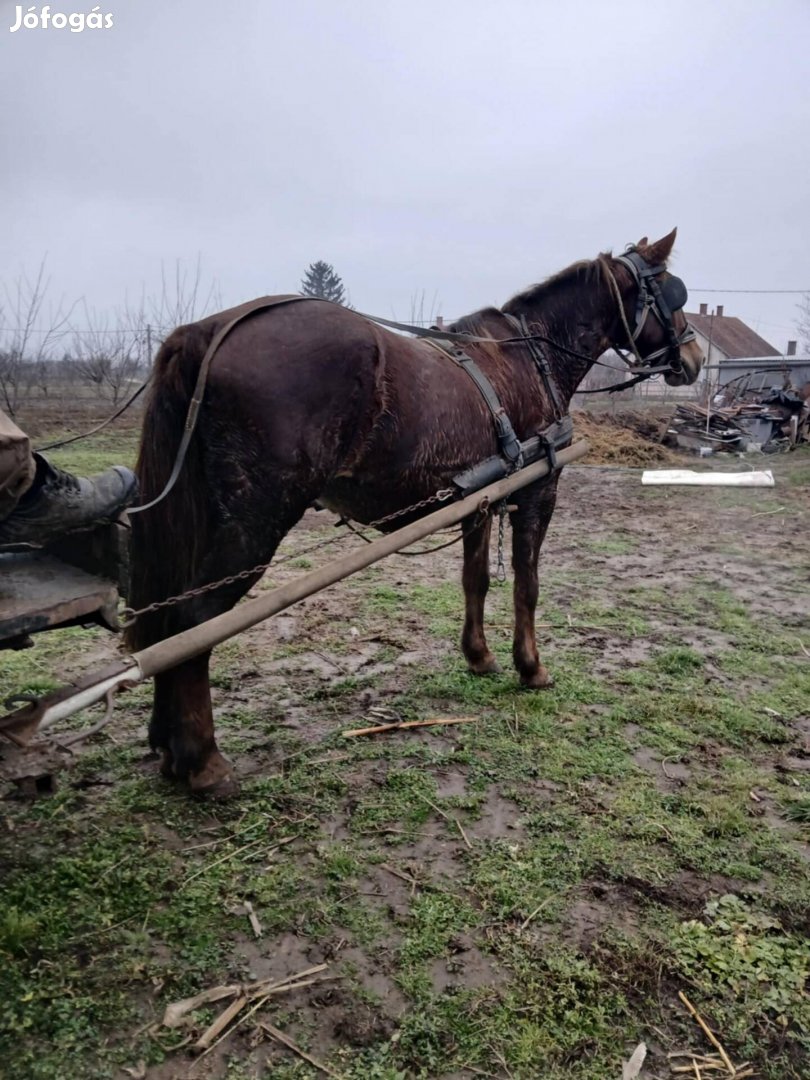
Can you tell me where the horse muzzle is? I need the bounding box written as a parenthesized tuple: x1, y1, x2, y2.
(664, 360, 692, 386)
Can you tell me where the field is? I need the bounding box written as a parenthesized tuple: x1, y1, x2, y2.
(1, 424, 809, 1080)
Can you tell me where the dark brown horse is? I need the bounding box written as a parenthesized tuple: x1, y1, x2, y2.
(127, 229, 704, 796)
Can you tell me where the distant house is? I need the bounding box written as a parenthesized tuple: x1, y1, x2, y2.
(686, 305, 809, 395)
(686, 304, 779, 365)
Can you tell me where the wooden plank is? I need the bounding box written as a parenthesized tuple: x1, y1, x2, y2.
(0, 552, 119, 645)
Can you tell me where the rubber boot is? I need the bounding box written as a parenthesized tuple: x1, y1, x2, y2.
(0, 453, 137, 548)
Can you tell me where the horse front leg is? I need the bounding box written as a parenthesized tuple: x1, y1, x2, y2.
(461, 515, 500, 674)
(511, 480, 559, 689)
(151, 650, 238, 798)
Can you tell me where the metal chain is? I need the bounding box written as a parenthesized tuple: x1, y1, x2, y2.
(495, 502, 508, 584)
(119, 487, 457, 627)
(118, 530, 350, 627)
(343, 499, 491, 556)
(364, 488, 455, 529)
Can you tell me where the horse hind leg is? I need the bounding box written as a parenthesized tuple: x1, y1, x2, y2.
(152, 649, 231, 796)
(148, 563, 262, 798)
(461, 514, 500, 675)
(147, 501, 315, 797)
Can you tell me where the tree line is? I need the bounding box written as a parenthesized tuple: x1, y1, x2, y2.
(0, 259, 352, 417)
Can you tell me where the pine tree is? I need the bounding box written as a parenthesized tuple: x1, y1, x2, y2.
(300, 261, 349, 306)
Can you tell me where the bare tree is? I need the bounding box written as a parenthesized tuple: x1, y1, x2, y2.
(0, 260, 74, 415)
(147, 256, 222, 334)
(71, 301, 143, 405)
(407, 289, 442, 327)
(0, 350, 22, 416)
(20, 354, 52, 400)
(0, 256, 221, 417)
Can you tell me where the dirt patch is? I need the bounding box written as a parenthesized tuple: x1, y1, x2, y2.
(614, 868, 762, 915)
(591, 634, 657, 675)
(4, 434, 810, 1080)
(467, 787, 525, 841)
(632, 746, 692, 792)
(399, 820, 468, 878)
(565, 882, 642, 949)
(429, 933, 507, 992)
(433, 766, 468, 798)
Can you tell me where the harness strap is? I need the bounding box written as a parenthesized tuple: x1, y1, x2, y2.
(423, 340, 524, 467)
(614, 252, 695, 368)
(502, 313, 566, 422)
(36, 377, 152, 452)
(645, 273, 686, 378)
(357, 310, 505, 346)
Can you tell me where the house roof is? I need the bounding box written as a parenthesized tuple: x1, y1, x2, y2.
(685, 313, 780, 359)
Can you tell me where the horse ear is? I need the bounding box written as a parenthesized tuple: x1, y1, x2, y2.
(645, 227, 678, 264)
(636, 236, 649, 249)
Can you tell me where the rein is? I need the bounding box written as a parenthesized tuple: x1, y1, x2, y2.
(36, 377, 152, 452)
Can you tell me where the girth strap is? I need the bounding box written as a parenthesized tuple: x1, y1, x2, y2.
(452, 415, 573, 497)
(423, 339, 524, 468)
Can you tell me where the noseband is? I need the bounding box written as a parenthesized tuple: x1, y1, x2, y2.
(608, 249, 696, 378)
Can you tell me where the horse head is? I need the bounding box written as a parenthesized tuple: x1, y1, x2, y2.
(606, 228, 705, 386)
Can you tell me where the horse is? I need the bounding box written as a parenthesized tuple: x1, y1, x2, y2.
(127, 228, 704, 797)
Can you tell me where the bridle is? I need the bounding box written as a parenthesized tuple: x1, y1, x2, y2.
(512, 248, 697, 398)
(604, 248, 696, 380)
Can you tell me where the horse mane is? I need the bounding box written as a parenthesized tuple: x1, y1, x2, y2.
(453, 245, 651, 336)
(445, 307, 510, 364)
(449, 306, 501, 336)
(502, 254, 614, 315)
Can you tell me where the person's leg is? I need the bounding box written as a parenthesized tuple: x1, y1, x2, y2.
(0, 410, 36, 522)
(0, 410, 136, 546)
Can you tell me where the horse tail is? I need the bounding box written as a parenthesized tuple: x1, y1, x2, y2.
(125, 323, 215, 653)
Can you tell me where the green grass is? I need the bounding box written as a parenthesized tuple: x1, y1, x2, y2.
(2, 432, 810, 1078)
(45, 429, 140, 475)
(583, 532, 637, 556)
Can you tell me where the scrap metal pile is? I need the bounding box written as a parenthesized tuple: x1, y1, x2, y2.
(667, 380, 810, 454)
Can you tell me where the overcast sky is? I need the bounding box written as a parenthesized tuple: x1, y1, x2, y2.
(2, 0, 808, 350)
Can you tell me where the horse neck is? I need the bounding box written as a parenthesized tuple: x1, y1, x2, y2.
(506, 275, 618, 408)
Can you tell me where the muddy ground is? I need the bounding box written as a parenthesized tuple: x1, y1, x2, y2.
(1, 444, 809, 1080)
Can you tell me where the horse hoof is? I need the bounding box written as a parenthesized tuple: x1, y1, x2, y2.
(159, 750, 176, 780)
(191, 773, 241, 800)
(189, 753, 239, 800)
(468, 655, 501, 676)
(520, 670, 554, 690)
